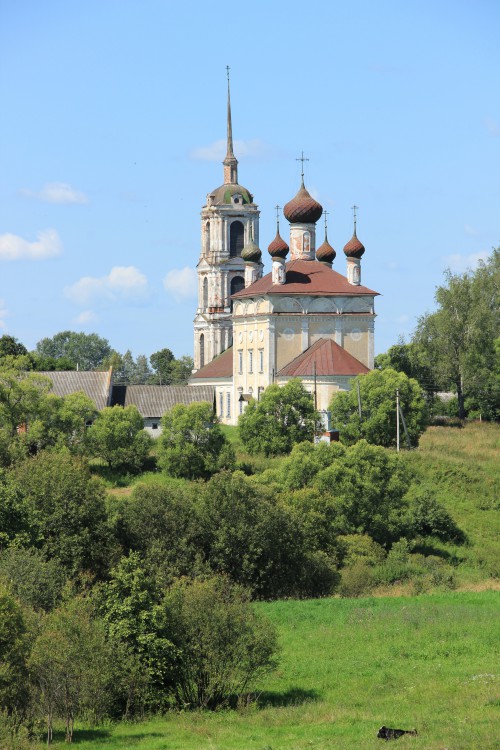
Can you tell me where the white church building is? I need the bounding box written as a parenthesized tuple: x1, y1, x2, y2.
(190, 79, 379, 426)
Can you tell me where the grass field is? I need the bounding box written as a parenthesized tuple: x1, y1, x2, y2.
(44, 591, 499, 750)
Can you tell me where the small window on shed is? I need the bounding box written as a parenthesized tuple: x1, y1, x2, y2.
(152, 423, 158, 430)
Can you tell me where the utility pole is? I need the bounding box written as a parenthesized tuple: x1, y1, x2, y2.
(313, 361, 317, 411)
(396, 389, 400, 453)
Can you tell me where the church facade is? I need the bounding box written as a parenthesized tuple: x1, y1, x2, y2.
(191, 82, 378, 427)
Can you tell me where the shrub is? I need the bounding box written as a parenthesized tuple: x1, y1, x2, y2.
(164, 577, 278, 709)
(338, 562, 375, 598)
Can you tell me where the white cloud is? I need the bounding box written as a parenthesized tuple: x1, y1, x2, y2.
(0, 298, 8, 328)
(0, 229, 62, 261)
(66, 266, 149, 305)
(21, 182, 88, 204)
(484, 118, 500, 137)
(190, 138, 269, 161)
(163, 267, 197, 301)
(74, 310, 98, 324)
(464, 224, 480, 237)
(442, 251, 489, 273)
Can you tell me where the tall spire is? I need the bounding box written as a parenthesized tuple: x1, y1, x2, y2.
(223, 66, 238, 185)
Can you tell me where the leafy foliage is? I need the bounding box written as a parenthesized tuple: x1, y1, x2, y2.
(158, 401, 234, 479)
(239, 379, 321, 456)
(414, 249, 499, 419)
(164, 577, 278, 709)
(36, 331, 113, 370)
(330, 367, 428, 447)
(86, 405, 152, 471)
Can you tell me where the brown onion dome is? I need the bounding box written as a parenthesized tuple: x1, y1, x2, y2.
(316, 239, 336, 263)
(241, 237, 262, 263)
(283, 181, 323, 224)
(343, 231, 365, 258)
(268, 231, 289, 259)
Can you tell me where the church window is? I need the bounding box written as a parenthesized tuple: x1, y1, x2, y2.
(203, 277, 208, 308)
(230, 276, 245, 312)
(230, 221, 244, 257)
(238, 350, 243, 374)
(199, 334, 205, 368)
(248, 350, 253, 374)
(226, 392, 231, 418)
(205, 221, 210, 253)
(219, 391, 223, 416)
(258, 349, 264, 373)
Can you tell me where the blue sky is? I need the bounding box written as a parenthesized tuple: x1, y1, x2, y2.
(1, 0, 498, 359)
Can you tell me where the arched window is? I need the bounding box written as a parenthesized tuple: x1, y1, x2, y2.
(199, 334, 205, 368)
(203, 277, 208, 308)
(229, 221, 244, 257)
(205, 221, 210, 254)
(230, 275, 244, 311)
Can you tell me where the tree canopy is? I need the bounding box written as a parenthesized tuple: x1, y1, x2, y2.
(36, 331, 113, 370)
(158, 401, 234, 479)
(239, 379, 321, 456)
(329, 368, 427, 448)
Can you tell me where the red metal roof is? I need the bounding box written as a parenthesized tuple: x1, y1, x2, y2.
(277, 338, 370, 377)
(190, 347, 233, 379)
(232, 258, 378, 298)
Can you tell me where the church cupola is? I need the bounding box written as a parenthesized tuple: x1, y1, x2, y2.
(268, 205, 288, 285)
(343, 205, 365, 285)
(283, 153, 323, 261)
(242, 229, 263, 287)
(316, 210, 336, 267)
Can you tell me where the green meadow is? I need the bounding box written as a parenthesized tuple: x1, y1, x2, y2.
(43, 590, 499, 750)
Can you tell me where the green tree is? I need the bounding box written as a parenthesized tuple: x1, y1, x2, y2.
(0, 548, 66, 612)
(414, 249, 499, 419)
(239, 379, 321, 456)
(99, 553, 176, 712)
(149, 348, 175, 384)
(158, 401, 234, 479)
(23, 391, 97, 455)
(330, 368, 427, 448)
(312, 440, 413, 545)
(9, 452, 112, 578)
(86, 405, 151, 471)
(0, 361, 52, 436)
(0, 336, 27, 360)
(375, 336, 439, 394)
(0, 583, 29, 716)
(36, 331, 112, 370)
(29, 597, 112, 744)
(164, 576, 278, 709)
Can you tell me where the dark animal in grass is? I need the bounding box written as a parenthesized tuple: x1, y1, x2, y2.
(377, 725, 418, 740)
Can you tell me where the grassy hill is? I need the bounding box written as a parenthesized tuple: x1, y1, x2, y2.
(43, 591, 499, 750)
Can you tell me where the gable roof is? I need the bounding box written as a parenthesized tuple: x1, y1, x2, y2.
(124, 385, 215, 418)
(38, 370, 112, 410)
(232, 258, 378, 298)
(190, 347, 233, 379)
(277, 338, 370, 377)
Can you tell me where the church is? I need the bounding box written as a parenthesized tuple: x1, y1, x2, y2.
(190, 80, 379, 427)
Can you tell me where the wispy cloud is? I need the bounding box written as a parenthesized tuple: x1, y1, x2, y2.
(163, 267, 197, 301)
(0, 299, 8, 328)
(442, 250, 489, 273)
(21, 182, 88, 204)
(0, 229, 62, 260)
(65, 266, 149, 306)
(190, 138, 269, 161)
(484, 118, 500, 137)
(464, 224, 481, 237)
(74, 310, 99, 324)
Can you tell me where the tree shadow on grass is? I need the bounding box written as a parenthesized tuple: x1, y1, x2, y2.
(54, 728, 164, 745)
(258, 686, 321, 708)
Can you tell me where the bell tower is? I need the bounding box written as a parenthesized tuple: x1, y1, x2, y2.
(193, 70, 260, 370)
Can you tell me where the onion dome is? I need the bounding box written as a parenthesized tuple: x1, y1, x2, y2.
(343, 231, 365, 258)
(316, 238, 336, 263)
(268, 230, 289, 259)
(283, 180, 323, 224)
(241, 236, 262, 263)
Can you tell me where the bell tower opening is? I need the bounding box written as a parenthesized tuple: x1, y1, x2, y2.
(199, 333, 205, 368)
(230, 221, 244, 257)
